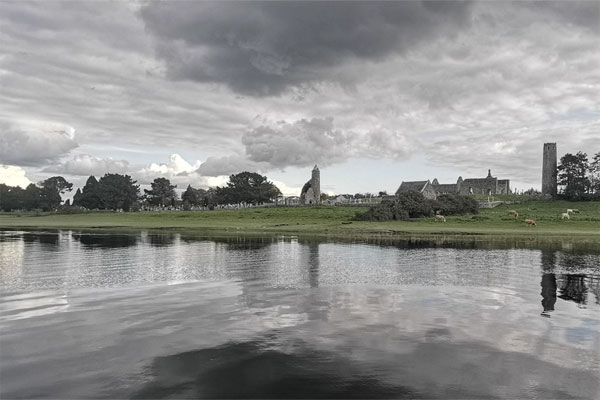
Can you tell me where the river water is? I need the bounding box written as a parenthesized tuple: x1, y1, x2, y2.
(1, 230, 599, 399)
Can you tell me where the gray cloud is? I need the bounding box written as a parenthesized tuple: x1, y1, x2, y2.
(43, 154, 130, 176)
(0, 1, 598, 192)
(140, 1, 474, 96)
(242, 118, 351, 168)
(0, 120, 78, 166)
(197, 155, 268, 177)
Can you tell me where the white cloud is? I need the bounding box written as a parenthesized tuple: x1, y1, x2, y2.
(136, 154, 227, 189)
(271, 180, 301, 197)
(0, 165, 32, 188)
(0, 120, 78, 166)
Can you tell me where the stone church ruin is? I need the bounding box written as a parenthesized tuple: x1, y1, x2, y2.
(397, 170, 511, 200)
(300, 165, 321, 205)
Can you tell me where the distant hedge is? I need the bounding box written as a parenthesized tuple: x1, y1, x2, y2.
(355, 190, 478, 222)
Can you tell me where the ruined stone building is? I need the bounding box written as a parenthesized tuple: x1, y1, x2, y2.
(397, 170, 511, 200)
(431, 170, 510, 196)
(301, 165, 321, 205)
(395, 180, 437, 200)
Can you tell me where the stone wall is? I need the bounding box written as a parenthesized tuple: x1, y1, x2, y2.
(459, 177, 497, 195)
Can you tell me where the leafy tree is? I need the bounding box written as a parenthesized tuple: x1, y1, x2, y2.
(558, 152, 590, 200)
(181, 185, 207, 209)
(97, 174, 140, 210)
(77, 176, 102, 210)
(396, 190, 434, 218)
(590, 152, 600, 195)
(144, 177, 177, 207)
(23, 184, 42, 210)
(431, 193, 479, 216)
(215, 171, 281, 205)
(0, 184, 22, 211)
(39, 176, 73, 210)
(72, 188, 83, 206)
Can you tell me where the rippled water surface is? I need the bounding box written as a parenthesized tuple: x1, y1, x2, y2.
(1, 231, 599, 399)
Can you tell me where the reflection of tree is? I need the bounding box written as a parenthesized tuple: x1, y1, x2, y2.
(557, 275, 588, 306)
(541, 274, 557, 314)
(22, 232, 59, 246)
(588, 276, 600, 306)
(147, 233, 176, 247)
(72, 233, 139, 248)
(179, 235, 277, 250)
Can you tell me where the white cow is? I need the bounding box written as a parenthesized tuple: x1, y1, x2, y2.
(561, 212, 570, 220)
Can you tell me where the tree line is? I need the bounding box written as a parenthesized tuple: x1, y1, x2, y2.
(0, 171, 281, 212)
(557, 151, 600, 200)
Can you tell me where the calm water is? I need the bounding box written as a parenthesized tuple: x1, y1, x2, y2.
(1, 231, 599, 399)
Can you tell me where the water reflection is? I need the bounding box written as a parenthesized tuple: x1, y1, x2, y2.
(131, 332, 600, 399)
(1, 230, 600, 399)
(558, 275, 588, 305)
(307, 241, 320, 288)
(540, 274, 557, 317)
(72, 232, 138, 248)
(132, 338, 417, 399)
(539, 250, 593, 316)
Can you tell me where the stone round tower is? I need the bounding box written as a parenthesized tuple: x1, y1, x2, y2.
(542, 143, 557, 197)
(312, 165, 321, 204)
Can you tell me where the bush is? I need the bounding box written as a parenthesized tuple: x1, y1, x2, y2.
(433, 194, 479, 216)
(355, 199, 409, 221)
(355, 191, 478, 222)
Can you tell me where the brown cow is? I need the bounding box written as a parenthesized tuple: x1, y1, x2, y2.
(507, 210, 519, 220)
(525, 219, 537, 227)
(435, 215, 446, 222)
(572, 209, 580, 214)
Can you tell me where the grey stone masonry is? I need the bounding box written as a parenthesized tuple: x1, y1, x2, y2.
(542, 143, 557, 197)
(300, 165, 321, 205)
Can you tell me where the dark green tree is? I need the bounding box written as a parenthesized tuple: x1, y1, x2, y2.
(144, 177, 177, 207)
(23, 184, 42, 210)
(215, 172, 281, 205)
(39, 176, 73, 210)
(77, 176, 102, 210)
(97, 174, 140, 210)
(558, 152, 590, 200)
(589, 152, 600, 195)
(181, 185, 207, 209)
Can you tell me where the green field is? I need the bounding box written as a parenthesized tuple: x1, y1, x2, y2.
(1, 200, 599, 242)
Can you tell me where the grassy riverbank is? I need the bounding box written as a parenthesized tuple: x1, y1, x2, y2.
(1, 200, 599, 239)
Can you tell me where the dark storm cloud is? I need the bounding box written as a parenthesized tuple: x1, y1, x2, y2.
(140, 1, 474, 96)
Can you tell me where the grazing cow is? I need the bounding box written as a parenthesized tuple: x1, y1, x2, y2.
(567, 209, 574, 214)
(435, 215, 446, 222)
(561, 212, 570, 220)
(507, 210, 519, 220)
(525, 219, 537, 227)
(572, 209, 580, 214)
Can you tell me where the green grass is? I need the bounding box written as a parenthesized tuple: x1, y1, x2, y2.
(1, 201, 599, 241)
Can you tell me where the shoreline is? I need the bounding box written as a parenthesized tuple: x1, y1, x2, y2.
(1, 202, 599, 246)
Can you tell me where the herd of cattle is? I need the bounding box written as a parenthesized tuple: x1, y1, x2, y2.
(434, 208, 581, 226)
(507, 208, 581, 227)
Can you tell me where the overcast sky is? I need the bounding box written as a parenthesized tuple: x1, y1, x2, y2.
(1, 1, 598, 195)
